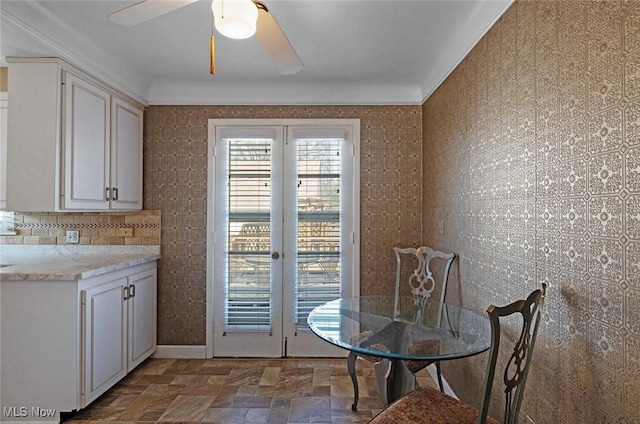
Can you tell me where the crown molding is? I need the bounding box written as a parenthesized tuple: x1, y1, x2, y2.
(1, 8, 148, 105)
(419, 0, 514, 103)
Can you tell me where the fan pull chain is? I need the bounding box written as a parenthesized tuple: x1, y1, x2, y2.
(210, 13, 215, 74)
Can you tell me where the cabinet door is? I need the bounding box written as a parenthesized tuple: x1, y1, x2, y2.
(127, 266, 157, 371)
(63, 71, 110, 210)
(110, 97, 143, 210)
(81, 277, 127, 406)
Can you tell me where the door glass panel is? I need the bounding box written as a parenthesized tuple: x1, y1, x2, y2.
(226, 138, 272, 330)
(210, 120, 359, 358)
(295, 137, 342, 325)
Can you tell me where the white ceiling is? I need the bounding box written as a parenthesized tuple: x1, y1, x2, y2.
(0, 0, 512, 105)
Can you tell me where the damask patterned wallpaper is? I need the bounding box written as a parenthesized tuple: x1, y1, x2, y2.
(144, 106, 422, 345)
(422, 1, 639, 422)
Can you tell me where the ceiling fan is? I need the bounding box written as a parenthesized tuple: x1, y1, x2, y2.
(107, 0, 303, 75)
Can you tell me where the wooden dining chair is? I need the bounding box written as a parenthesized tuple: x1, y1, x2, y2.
(347, 246, 456, 410)
(369, 283, 547, 424)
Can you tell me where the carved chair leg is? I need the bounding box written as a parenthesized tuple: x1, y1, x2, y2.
(347, 352, 359, 411)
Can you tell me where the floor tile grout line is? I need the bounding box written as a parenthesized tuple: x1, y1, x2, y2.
(64, 357, 436, 424)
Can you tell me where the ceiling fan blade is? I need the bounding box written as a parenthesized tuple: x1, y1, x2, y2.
(254, 2, 303, 75)
(108, 0, 198, 27)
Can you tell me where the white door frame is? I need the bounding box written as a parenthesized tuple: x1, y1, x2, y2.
(206, 118, 360, 358)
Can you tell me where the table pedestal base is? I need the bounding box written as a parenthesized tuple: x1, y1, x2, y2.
(373, 358, 416, 405)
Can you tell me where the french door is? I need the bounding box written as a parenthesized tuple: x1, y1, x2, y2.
(207, 119, 360, 357)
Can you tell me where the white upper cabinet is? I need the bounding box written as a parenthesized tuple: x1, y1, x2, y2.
(6, 58, 144, 212)
(63, 72, 111, 210)
(110, 96, 143, 210)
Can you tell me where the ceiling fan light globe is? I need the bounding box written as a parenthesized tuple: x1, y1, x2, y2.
(215, 17, 256, 39)
(212, 0, 258, 39)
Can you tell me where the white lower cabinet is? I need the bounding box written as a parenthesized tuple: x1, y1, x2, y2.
(0, 261, 157, 423)
(127, 267, 157, 369)
(82, 277, 128, 405)
(81, 266, 157, 405)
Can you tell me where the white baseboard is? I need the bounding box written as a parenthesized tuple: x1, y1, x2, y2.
(152, 345, 208, 359)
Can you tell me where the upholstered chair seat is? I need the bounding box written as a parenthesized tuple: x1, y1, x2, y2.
(370, 386, 500, 424)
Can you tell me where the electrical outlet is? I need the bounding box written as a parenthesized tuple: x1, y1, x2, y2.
(437, 218, 445, 235)
(65, 230, 80, 244)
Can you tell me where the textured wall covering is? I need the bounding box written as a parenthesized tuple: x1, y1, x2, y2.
(144, 105, 422, 345)
(422, 1, 639, 422)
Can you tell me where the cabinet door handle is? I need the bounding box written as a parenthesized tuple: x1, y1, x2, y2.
(130, 284, 135, 298)
(105, 187, 111, 201)
(112, 187, 119, 201)
(123, 285, 130, 301)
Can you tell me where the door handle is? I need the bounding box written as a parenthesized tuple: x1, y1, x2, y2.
(271, 252, 280, 260)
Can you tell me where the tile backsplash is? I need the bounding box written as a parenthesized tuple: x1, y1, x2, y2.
(0, 210, 161, 245)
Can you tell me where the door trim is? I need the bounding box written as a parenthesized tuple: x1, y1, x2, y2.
(206, 118, 360, 358)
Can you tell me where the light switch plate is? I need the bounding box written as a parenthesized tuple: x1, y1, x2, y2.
(66, 230, 79, 244)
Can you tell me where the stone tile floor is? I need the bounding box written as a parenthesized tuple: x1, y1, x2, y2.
(64, 357, 437, 424)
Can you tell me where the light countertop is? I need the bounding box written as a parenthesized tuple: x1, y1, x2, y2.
(0, 245, 161, 281)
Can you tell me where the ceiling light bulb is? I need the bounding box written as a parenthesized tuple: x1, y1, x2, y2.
(212, 0, 258, 40)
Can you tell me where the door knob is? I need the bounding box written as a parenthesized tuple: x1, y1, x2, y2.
(271, 252, 280, 260)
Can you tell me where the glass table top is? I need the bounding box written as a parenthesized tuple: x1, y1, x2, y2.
(307, 296, 491, 361)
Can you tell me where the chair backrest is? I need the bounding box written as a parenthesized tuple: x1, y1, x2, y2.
(392, 246, 456, 312)
(478, 284, 547, 424)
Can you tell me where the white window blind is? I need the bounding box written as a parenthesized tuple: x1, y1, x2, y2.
(293, 131, 343, 325)
(217, 126, 350, 333)
(210, 119, 359, 357)
(224, 136, 273, 331)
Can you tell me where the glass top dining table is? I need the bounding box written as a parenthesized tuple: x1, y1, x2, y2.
(307, 296, 492, 404)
